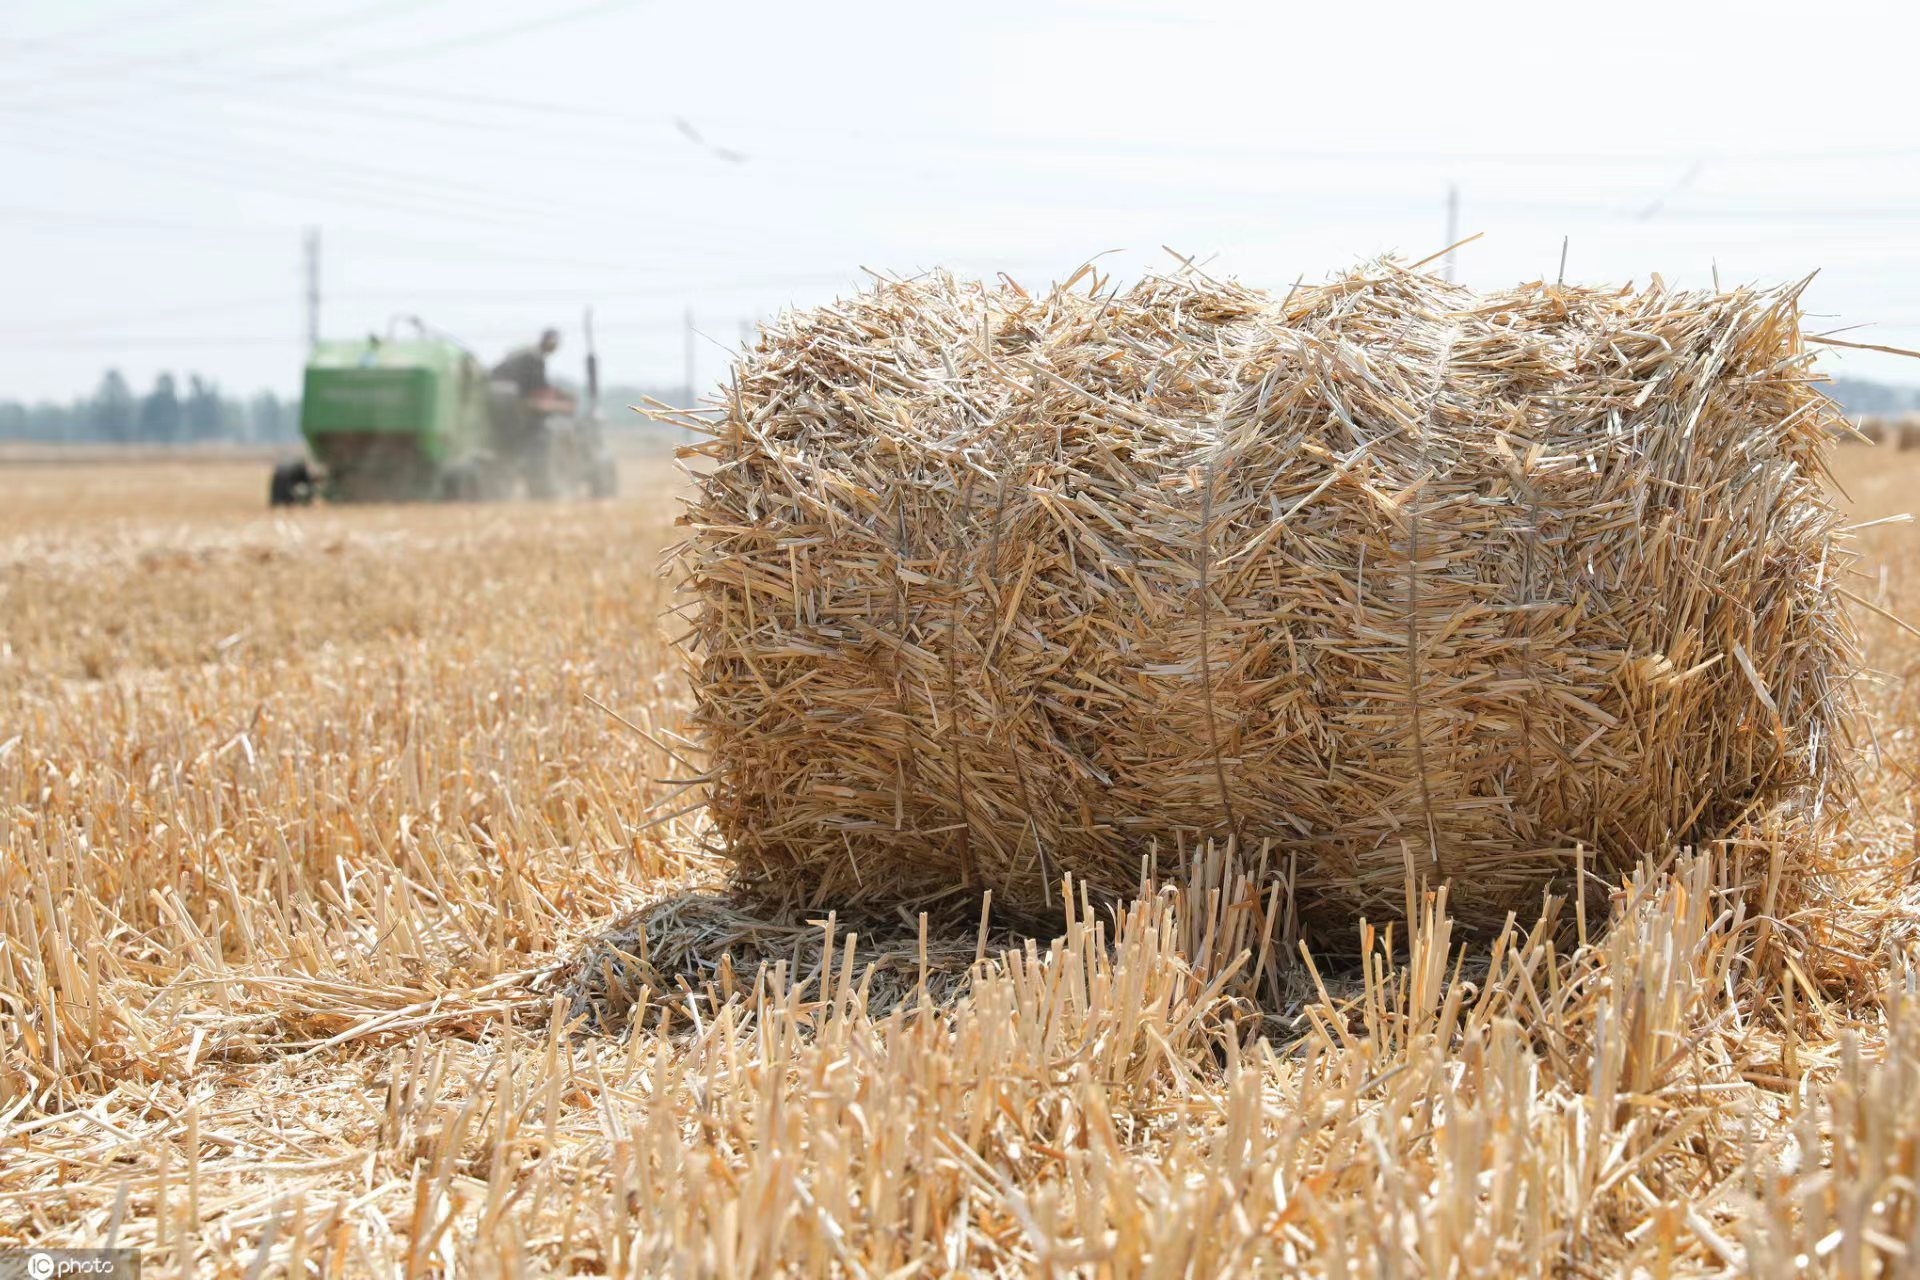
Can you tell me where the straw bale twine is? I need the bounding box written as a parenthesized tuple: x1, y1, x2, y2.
(677, 260, 1857, 933)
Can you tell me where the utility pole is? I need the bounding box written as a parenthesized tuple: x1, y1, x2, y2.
(1443, 185, 1459, 283)
(683, 306, 696, 403)
(303, 226, 321, 348)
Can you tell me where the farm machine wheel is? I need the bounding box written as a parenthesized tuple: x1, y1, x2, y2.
(269, 459, 316, 507)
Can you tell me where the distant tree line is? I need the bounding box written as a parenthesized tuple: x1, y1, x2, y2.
(3, 370, 713, 448)
(1826, 376, 1920, 419)
(0, 370, 299, 444)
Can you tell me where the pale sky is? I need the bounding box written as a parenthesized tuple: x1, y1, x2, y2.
(6, 0, 1920, 403)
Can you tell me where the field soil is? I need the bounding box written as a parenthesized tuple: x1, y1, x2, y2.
(2, 448, 1918, 1276)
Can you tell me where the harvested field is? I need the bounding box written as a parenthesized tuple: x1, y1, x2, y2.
(3, 447, 1920, 1276)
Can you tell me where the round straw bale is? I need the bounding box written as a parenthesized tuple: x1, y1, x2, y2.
(678, 260, 1857, 934)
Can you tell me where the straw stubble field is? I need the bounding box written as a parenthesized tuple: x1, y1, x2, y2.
(2, 449, 1918, 1276)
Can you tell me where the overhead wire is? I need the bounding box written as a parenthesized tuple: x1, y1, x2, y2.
(195, 75, 1920, 171)
(23, 85, 1915, 236)
(3, 0, 218, 55)
(6, 314, 719, 350)
(0, 202, 1053, 284)
(5, 273, 859, 343)
(13, 116, 597, 230)
(11, 5, 1920, 389)
(3, 0, 644, 113)
(25, 294, 294, 334)
(14, 9, 1915, 238)
(0, 204, 783, 272)
(1, 71, 810, 247)
(2, 102, 807, 250)
(2, 0, 456, 95)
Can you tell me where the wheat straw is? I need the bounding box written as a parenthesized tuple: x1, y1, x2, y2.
(678, 258, 1860, 933)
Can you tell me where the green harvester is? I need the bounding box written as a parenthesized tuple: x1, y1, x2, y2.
(270, 332, 616, 506)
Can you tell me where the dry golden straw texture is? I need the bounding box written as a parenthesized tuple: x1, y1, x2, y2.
(4, 455, 1918, 1275)
(680, 259, 1859, 931)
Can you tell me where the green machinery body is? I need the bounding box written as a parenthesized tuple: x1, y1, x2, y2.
(298, 339, 491, 502)
(271, 334, 615, 505)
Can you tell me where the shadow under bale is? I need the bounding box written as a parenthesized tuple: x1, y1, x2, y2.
(551, 887, 1036, 1033)
(554, 838, 1365, 1033)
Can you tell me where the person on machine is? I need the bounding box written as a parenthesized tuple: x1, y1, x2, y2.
(491, 328, 577, 423)
(492, 328, 563, 400)
(488, 328, 579, 497)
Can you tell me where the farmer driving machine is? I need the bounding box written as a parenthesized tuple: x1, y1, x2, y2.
(269, 318, 617, 506)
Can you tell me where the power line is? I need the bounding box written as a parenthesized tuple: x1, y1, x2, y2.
(1625, 205, 1920, 223)
(2, 0, 454, 95)
(54, 84, 758, 218)
(6, 273, 866, 345)
(186, 76, 747, 176)
(5, 0, 643, 113)
(5, 315, 710, 350)
(0, 204, 285, 237)
(274, 87, 1920, 172)
(23, 293, 291, 332)
(11, 22, 1918, 200)
(0, 81, 782, 236)
(43, 90, 1915, 239)
(16, 6, 1905, 178)
(291, 0, 639, 78)
(0, 104, 802, 276)
(157, 73, 1920, 172)
(11, 59, 772, 199)
(0, 204, 786, 271)
(8, 118, 573, 231)
(2, 111, 882, 258)
(22, 39, 1913, 196)
(38, 115, 573, 223)
(336, 274, 862, 304)
(18, 59, 1920, 244)
(319, 74, 617, 121)
(11, 93, 815, 245)
(0, 37, 747, 186)
(4, 0, 217, 55)
(185, 79, 670, 153)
